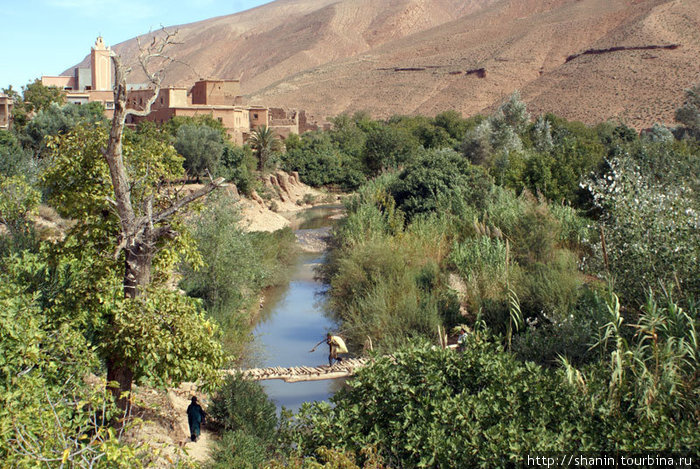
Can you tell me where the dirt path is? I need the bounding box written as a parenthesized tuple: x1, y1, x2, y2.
(167, 387, 216, 464)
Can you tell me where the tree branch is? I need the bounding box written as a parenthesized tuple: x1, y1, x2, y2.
(152, 178, 226, 226)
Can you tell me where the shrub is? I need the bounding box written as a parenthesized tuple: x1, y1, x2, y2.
(390, 148, 493, 222)
(285, 341, 585, 467)
(180, 193, 296, 354)
(209, 373, 278, 443)
(174, 123, 226, 179)
(583, 140, 700, 304)
(210, 430, 269, 469)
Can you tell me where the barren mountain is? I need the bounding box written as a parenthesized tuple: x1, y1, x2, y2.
(69, 0, 700, 129)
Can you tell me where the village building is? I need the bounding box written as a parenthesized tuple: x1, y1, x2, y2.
(0, 93, 13, 130)
(41, 37, 116, 117)
(42, 37, 315, 144)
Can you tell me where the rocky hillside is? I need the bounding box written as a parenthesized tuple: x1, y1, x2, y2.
(69, 0, 700, 128)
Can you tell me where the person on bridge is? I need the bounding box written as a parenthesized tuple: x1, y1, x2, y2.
(310, 333, 348, 366)
(186, 396, 206, 442)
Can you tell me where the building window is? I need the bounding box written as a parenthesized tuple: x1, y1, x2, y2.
(218, 117, 223, 123)
(160, 98, 164, 104)
(253, 113, 258, 119)
(105, 102, 114, 110)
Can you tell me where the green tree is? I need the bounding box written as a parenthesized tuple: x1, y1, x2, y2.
(0, 175, 40, 247)
(21, 79, 66, 113)
(7, 79, 66, 130)
(583, 140, 700, 304)
(0, 130, 34, 178)
(42, 122, 225, 410)
(391, 148, 493, 221)
(363, 125, 419, 175)
(249, 125, 282, 172)
(675, 82, 700, 139)
(175, 123, 226, 179)
(23, 101, 106, 155)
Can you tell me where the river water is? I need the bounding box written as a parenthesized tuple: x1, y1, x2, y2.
(252, 205, 345, 411)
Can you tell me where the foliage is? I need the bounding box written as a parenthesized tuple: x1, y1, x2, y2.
(0, 175, 41, 238)
(210, 430, 269, 469)
(23, 102, 107, 156)
(583, 140, 700, 304)
(249, 125, 283, 172)
(390, 148, 493, 222)
(675, 82, 700, 140)
(7, 79, 66, 130)
(21, 79, 66, 114)
(281, 131, 366, 190)
(174, 123, 226, 179)
(0, 254, 156, 468)
(512, 288, 608, 367)
(216, 144, 256, 195)
(39, 123, 225, 392)
(362, 124, 420, 175)
(162, 114, 228, 139)
(283, 315, 698, 467)
(209, 373, 278, 441)
(284, 341, 585, 467)
(0, 130, 36, 178)
(209, 373, 279, 468)
(268, 446, 386, 469)
(180, 193, 297, 354)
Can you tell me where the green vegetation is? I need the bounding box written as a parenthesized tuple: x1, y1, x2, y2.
(0, 79, 293, 466)
(279, 292, 697, 467)
(208, 374, 280, 469)
(180, 192, 297, 355)
(249, 125, 283, 172)
(1, 76, 698, 467)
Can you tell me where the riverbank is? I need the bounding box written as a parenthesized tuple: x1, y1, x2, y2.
(236, 170, 344, 232)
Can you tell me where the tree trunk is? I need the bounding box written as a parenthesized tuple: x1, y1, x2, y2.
(124, 240, 153, 299)
(106, 239, 153, 410)
(106, 358, 135, 413)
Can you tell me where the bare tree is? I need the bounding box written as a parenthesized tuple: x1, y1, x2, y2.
(103, 30, 224, 410)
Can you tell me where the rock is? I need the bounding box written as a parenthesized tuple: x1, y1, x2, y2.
(250, 190, 265, 206)
(226, 184, 239, 198)
(276, 171, 292, 197)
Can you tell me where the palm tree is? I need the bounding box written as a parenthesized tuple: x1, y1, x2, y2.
(248, 125, 282, 172)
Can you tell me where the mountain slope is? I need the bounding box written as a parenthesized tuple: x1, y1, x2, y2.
(68, 0, 700, 128)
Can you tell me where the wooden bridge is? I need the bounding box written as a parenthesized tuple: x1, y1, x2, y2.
(226, 328, 459, 383)
(224, 357, 372, 382)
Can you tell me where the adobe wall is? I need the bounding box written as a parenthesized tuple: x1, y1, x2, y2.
(42, 76, 76, 90)
(191, 80, 241, 105)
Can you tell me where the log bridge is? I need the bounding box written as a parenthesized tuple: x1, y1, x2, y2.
(227, 328, 459, 382)
(224, 357, 372, 382)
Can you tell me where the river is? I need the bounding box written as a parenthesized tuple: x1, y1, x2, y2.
(252, 205, 345, 411)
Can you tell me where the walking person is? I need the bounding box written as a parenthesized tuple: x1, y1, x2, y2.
(310, 332, 348, 366)
(186, 396, 206, 442)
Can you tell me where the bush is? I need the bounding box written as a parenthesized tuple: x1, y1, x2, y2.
(216, 144, 255, 195)
(281, 131, 366, 190)
(180, 193, 297, 354)
(209, 373, 278, 453)
(583, 140, 700, 304)
(285, 341, 585, 467)
(174, 123, 226, 179)
(390, 148, 493, 222)
(210, 430, 269, 469)
(284, 322, 699, 467)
